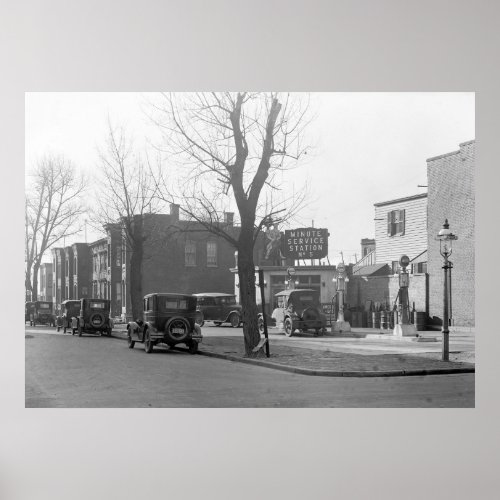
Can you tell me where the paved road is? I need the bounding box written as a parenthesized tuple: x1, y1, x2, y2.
(25, 326, 474, 408)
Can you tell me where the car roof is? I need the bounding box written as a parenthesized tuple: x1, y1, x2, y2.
(192, 293, 235, 297)
(145, 293, 194, 298)
(274, 289, 317, 297)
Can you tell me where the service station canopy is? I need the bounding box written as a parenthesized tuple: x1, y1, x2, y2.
(283, 228, 329, 259)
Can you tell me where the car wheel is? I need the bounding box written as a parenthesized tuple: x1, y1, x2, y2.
(165, 317, 190, 343)
(195, 311, 204, 327)
(229, 313, 240, 328)
(284, 318, 294, 337)
(89, 312, 105, 329)
(144, 329, 154, 353)
(188, 341, 198, 354)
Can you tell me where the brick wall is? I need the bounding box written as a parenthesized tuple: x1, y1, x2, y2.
(427, 140, 475, 327)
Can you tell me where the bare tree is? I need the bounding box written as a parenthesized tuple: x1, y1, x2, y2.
(149, 92, 311, 356)
(25, 155, 87, 301)
(92, 121, 164, 319)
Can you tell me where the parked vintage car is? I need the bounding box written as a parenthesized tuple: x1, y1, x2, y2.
(127, 293, 203, 354)
(59, 299, 81, 333)
(259, 289, 327, 337)
(77, 298, 113, 337)
(193, 292, 242, 327)
(26, 301, 56, 327)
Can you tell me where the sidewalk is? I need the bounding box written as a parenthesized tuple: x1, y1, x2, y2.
(111, 325, 475, 377)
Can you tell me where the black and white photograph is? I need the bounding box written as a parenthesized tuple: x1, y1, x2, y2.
(24, 91, 475, 408)
(2, 1, 500, 499)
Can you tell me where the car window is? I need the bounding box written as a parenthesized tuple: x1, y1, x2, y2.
(39, 303, 50, 309)
(162, 297, 192, 310)
(89, 301, 106, 309)
(201, 297, 216, 306)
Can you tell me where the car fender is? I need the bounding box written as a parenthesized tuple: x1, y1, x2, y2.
(142, 322, 159, 341)
(224, 309, 241, 322)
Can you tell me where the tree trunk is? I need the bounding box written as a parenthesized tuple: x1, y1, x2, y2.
(129, 239, 144, 320)
(32, 261, 40, 301)
(25, 263, 33, 301)
(237, 229, 261, 357)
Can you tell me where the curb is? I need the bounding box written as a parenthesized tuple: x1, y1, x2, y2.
(110, 331, 475, 378)
(196, 350, 475, 377)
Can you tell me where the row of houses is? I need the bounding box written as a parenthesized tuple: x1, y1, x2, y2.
(38, 140, 475, 327)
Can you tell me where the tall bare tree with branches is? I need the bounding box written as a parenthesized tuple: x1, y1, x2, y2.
(92, 122, 163, 319)
(25, 155, 87, 301)
(149, 92, 311, 356)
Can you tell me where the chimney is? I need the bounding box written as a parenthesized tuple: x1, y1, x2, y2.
(170, 203, 180, 222)
(224, 212, 234, 226)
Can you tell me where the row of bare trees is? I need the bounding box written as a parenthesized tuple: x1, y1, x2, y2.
(26, 92, 311, 356)
(25, 156, 87, 301)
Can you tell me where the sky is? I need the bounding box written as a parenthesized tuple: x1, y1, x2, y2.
(25, 92, 475, 264)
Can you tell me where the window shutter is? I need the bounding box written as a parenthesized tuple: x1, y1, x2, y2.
(398, 209, 405, 235)
(387, 211, 392, 236)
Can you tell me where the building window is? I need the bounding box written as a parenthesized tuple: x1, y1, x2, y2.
(185, 240, 197, 267)
(413, 262, 427, 274)
(391, 261, 399, 274)
(295, 275, 321, 292)
(387, 209, 405, 236)
(207, 241, 217, 267)
(116, 246, 121, 267)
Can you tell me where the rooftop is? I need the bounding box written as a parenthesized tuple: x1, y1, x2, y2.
(374, 193, 427, 207)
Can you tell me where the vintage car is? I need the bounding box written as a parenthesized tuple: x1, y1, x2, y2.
(77, 298, 113, 337)
(193, 292, 242, 328)
(127, 293, 203, 354)
(59, 299, 81, 334)
(26, 301, 56, 327)
(259, 289, 327, 337)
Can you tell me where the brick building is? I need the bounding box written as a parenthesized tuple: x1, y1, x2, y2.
(121, 205, 259, 318)
(51, 247, 66, 310)
(350, 140, 475, 328)
(71, 243, 91, 300)
(63, 246, 74, 302)
(38, 263, 53, 302)
(427, 140, 475, 327)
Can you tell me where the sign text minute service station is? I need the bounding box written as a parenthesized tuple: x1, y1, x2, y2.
(283, 228, 329, 259)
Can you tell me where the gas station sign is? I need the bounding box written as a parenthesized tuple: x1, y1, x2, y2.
(283, 228, 329, 259)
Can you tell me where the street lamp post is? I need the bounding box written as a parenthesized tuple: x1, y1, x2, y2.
(332, 262, 351, 333)
(437, 219, 458, 361)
